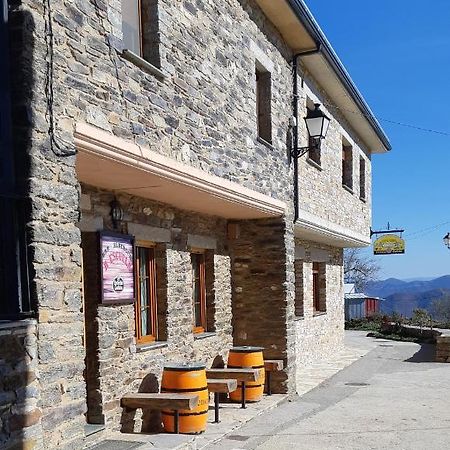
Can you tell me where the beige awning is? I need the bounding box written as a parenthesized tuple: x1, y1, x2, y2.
(74, 123, 286, 220)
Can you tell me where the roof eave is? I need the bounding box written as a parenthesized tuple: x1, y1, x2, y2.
(287, 0, 392, 152)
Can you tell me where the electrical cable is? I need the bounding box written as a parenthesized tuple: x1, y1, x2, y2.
(43, 0, 77, 157)
(323, 102, 450, 137)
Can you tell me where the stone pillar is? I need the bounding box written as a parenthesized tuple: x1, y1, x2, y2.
(230, 217, 296, 394)
(0, 321, 43, 450)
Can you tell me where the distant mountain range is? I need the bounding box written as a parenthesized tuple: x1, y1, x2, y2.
(365, 276, 450, 317)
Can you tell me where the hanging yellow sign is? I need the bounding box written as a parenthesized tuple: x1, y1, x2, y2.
(373, 234, 405, 255)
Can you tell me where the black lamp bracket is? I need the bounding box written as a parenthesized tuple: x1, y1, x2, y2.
(291, 146, 311, 159)
(290, 139, 320, 160)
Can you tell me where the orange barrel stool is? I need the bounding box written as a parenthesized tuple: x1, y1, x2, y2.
(228, 346, 265, 406)
(161, 363, 208, 434)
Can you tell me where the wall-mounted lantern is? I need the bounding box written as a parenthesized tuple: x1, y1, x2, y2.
(291, 103, 331, 159)
(291, 102, 331, 222)
(110, 197, 124, 230)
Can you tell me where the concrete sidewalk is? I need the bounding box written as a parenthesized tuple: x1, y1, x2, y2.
(207, 332, 450, 450)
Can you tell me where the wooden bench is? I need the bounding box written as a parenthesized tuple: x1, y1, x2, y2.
(207, 378, 238, 423)
(206, 368, 261, 409)
(264, 360, 284, 395)
(121, 393, 199, 434)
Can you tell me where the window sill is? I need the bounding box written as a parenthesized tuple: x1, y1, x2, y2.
(306, 158, 323, 171)
(0, 319, 37, 331)
(122, 49, 167, 80)
(136, 341, 168, 353)
(342, 184, 354, 194)
(360, 196, 367, 203)
(313, 311, 327, 317)
(256, 136, 274, 150)
(194, 331, 216, 341)
(84, 424, 105, 438)
(294, 316, 305, 321)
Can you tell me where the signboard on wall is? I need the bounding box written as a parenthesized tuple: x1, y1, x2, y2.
(100, 232, 135, 304)
(373, 234, 405, 255)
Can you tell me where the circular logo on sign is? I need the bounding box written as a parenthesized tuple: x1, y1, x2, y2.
(112, 277, 124, 292)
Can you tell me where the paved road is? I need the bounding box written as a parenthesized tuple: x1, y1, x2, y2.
(208, 335, 450, 450)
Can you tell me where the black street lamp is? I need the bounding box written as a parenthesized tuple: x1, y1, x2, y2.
(443, 233, 450, 249)
(291, 103, 331, 159)
(291, 103, 331, 223)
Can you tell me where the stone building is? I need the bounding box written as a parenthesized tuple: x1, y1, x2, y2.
(0, 0, 390, 448)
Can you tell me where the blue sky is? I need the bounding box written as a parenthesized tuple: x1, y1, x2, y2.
(305, 0, 450, 280)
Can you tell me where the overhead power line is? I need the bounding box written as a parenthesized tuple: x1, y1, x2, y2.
(323, 103, 450, 137)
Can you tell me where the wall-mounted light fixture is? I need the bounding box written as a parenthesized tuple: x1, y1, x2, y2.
(110, 197, 124, 230)
(443, 232, 450, 249)
(290, 101, 330, 223)
(291, 103, 330, 159)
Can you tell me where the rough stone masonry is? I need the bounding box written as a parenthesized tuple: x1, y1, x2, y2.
(2, 0, 378, 448)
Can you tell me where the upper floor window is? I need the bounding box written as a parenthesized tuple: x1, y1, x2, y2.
(360, 156, 366, 200)
(122, 0, 143, 57)
(135, 242, 158, 343)
(256, 65, 272, 145)
(342, 142, 353, 190)
(122, 0, 162, 68)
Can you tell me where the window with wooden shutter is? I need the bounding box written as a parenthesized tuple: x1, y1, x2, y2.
(191, 251, 207, 333)
(312, 262, 326, 314)
(135, 242, 158, 343)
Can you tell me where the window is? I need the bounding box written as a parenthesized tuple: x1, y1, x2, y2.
(122, 0, 143, 57)
(191, 252, 207, 333)
(135, 242, 158, 343)
(360, 157, 366, 200)
(312, 262, 326, 313)
(122, 0, 162, 69)
(342, 143, 353, 190)
(256, 65, 272, 144)
(294, 260, 304, 317)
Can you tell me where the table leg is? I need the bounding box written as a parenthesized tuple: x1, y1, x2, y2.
(241, 381, 246, 409)
(214, 392, 220, 423)
(174, 410, 179, 434)
(267, 371, 272, 396)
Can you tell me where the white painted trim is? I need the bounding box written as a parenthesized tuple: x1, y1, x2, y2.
(295, 209, 370, 248)
(74, 123, 286, 218)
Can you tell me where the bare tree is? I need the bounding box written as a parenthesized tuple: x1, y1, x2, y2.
(344, 248, 380, 292)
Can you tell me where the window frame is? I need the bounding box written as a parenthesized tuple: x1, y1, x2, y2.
(122, 0, 144, 57)
(191, 249, 207, 334)
(342, 144, 353, 190)
(312, 262, 321, 313)
(255, 65, 272, 145)
(359, 156, 366, 201)
(135, 240, 158, 344)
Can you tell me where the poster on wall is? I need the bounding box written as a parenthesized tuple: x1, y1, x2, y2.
(99, 232, 135, 304)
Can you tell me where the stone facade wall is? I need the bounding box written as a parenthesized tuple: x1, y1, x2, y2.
(5, 0, 377, 446)
(9, 1, 87, 447)
(0, 321, 43, 450)
(80, 185, 233, 431)
(294, 241, 345, 382)
(297, 74, 372, 237)
(230, 217, 296, 394)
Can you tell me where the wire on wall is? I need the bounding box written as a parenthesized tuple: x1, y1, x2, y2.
(43, 0, 77, 157)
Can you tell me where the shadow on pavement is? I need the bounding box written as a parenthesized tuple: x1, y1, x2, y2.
(404, 343, 436, 363)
